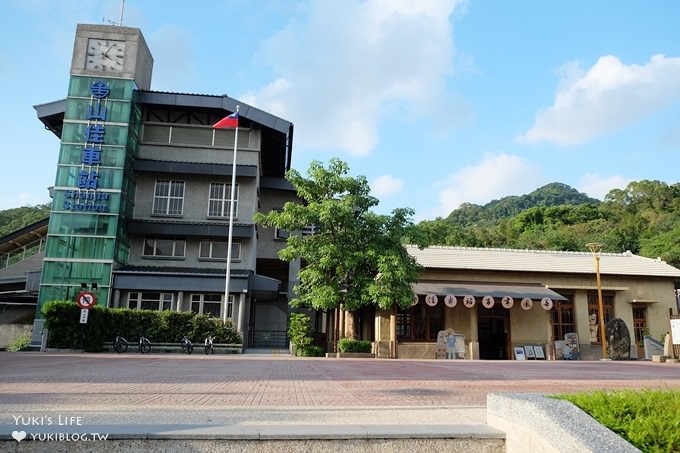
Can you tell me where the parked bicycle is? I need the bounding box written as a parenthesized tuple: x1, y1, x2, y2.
(181, 335, 193, 355)
(138, 331, 151, 354)
(113, 333, 128, 353)
(204, 334, 214, 355)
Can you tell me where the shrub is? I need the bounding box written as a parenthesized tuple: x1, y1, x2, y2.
(41, 300, 241, 351)
(299, 345, 325, 357)
(288, 313, 312, 355)
(42, 301, 81, 349)
(7, 333, 31, 352)
(337, 338, 372, 353)
(555, 389, 680, 452)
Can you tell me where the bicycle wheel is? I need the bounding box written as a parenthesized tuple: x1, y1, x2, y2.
(140, 338, 151, 354)
(114, 339, 127, 353)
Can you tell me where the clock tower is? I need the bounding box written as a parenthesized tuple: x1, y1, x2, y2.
(71, 24, 153, 89)
(36, 24, 153, 313)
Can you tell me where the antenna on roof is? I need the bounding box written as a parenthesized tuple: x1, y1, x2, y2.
(103, 0, 125, 26)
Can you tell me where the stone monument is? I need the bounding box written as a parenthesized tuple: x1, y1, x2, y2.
(606, 318, 631, 360)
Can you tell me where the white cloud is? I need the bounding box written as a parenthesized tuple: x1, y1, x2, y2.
(371, 175, 404, 198)
(425, 153, 545, 218)
(577, 173, 630, 200)
(518, 55, 680, 145)
(241, 0, 464, 155)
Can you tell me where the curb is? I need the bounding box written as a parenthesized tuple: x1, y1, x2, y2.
(486, 393, 640, 453)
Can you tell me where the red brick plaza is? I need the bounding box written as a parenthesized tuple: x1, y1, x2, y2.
(1, 352, 678, 409)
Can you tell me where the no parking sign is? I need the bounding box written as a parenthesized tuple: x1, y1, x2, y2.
(76, 291, 96, 325)
(76, 291, 97, 309)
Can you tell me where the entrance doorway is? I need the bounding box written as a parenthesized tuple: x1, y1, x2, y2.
(249, 298, 288, 348)
(477, 304, 510, 359)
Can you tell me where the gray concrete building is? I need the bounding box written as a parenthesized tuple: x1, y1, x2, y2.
(18, 23, 297, 349)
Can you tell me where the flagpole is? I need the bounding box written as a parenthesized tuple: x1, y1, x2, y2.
(223, 106, 239, 324)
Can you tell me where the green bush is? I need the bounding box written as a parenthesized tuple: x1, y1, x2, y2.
(288, 312, 312, 355)
(7, 333, 31, 352)
(337, 338, 372, 353)
(43, 301, 81, 349)
(555, 389, 680, 453)
(41, 300, 241, 351)
(299, 345, 325, 357)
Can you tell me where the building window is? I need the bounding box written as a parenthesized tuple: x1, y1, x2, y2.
(128, 292, 173, 311)
(208, 183, 238, 218)
(551, 295, 575, 340)
(587, 292, 615, 344)
(271, 209, 290, 240)
(199, 240, 241, 260)
(190, 294, 233, 319)
(153, 180, 184, 215)
(274, 227, 290, 240)
(142, 238, 186, 258)
(396, 297, 443, 342)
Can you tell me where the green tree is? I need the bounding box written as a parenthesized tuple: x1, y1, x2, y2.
(0, 203, 51, 237)
(254, 159, 422, 339)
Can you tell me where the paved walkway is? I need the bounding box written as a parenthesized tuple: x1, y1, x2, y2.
(1, 351, 679, 409)
(0, 351, 678, 447)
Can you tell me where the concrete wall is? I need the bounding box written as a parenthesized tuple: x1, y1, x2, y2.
(139, 141, 260, 166)
(129, 172, 258, 270)
(0, 324, 32, 349)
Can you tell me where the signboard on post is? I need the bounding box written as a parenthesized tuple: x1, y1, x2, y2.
(670, 318, 680, 346)
(79, 308, 89, 324)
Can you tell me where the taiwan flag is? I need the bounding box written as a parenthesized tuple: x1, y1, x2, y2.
(213, 111, 239, 129)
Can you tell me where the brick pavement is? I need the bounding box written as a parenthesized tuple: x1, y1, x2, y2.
(1, 351, 679, 410)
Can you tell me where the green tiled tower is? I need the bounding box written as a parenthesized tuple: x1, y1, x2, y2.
(37, 25, 153, 315)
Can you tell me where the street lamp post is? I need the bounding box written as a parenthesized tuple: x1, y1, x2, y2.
(586, 243, 608, 359)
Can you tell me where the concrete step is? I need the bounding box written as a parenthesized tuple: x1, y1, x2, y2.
(1, 407, 504, 452)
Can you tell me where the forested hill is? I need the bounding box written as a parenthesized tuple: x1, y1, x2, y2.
(0, 204, 51, 237)
(446, 182, 599, 226)
(412, 180, 680, 269)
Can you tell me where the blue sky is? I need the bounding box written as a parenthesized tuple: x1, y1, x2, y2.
(2, 1, 679, 220)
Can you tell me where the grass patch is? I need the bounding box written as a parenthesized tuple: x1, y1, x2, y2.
(553, 389, 680, 453)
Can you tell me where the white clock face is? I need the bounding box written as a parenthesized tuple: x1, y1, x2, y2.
(85, 39, 126, 72)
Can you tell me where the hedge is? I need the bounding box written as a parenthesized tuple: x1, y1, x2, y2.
(42, 300, 241, 352)
(337, 338, 372, 353)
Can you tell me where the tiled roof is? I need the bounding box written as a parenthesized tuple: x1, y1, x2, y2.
(406, 245, 680, 278)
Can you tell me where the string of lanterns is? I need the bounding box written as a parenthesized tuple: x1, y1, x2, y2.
(415, 294, 554, 310)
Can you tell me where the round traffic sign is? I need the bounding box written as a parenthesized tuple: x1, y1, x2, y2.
(77, 291, 97, 309)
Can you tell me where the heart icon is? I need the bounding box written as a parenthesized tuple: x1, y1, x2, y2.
(12, 430, 26, 442)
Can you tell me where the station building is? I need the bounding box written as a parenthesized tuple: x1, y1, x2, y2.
(21, 24, 297, 349)
(369, 246, 680, 360)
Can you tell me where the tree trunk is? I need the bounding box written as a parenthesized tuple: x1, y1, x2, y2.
(345, 310, 358, 340)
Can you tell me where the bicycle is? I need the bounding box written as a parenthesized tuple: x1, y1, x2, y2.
(181, 335, 193, 355)
(113, 333, 128, 353)
(204, 334, 214, 355)
(138, 332, 151, 354)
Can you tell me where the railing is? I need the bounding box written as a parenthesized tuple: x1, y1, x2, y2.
(1, 238, 45, 270)
(251, 330, 288, 348)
